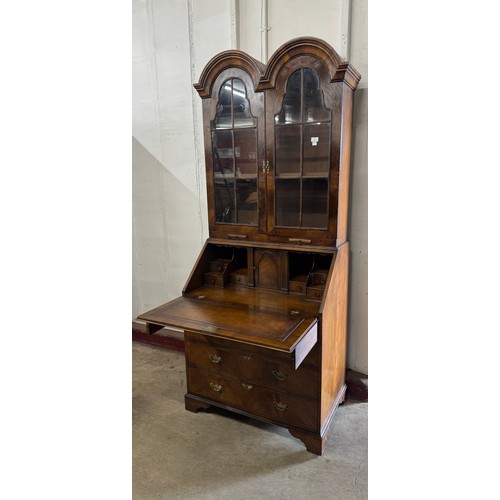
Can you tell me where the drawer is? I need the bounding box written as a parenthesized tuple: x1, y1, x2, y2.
(309, 271, 328, 286)
(306, 286, 324, 301)
(186, 337, 318, 397)
(289, 275, 308, 294)
(209, 259, 231, 273)
(187, 366, 318, 432)
(204, 272, 224, 287)
(229, 269, 248, 286)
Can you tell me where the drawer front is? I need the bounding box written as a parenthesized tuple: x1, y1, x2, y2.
(306, 287, 324, 301)
(209, 259, 231, 273)
(204, 273, 224, 287)
(229, 273, 248, 286)
(186, 338, 318, 398)
(310, 272, 328, 286)
(187, 366, 318, 432)
(289, 280, 307, 294)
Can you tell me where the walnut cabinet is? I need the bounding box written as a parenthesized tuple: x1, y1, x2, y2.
(138, 37, 360, 455)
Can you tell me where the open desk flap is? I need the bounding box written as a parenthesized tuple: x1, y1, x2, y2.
(138, 295, 317, 368)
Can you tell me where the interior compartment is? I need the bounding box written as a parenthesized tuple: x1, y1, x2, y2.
(288, 252, 333, 301)
(203, 245, 248, 287)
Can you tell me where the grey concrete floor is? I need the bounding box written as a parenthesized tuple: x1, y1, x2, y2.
(133, 341, 367, 500)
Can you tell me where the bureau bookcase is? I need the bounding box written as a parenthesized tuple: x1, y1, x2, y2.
(138, 37, 360, 454)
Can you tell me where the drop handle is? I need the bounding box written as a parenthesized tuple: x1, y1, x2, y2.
(273, 401, 288, 412)
(209, 354, 222, 364)
(272, 370, 288, 381)
(210, 383, 223, 392)
(241, 383, 253, 391)
(288, 238, 312, 244)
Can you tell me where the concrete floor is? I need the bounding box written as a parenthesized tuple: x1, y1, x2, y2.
(133, 342, 367, 500)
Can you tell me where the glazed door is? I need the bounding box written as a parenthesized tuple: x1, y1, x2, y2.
(204, 69, 267, 239)
(265, 56, 343, 243)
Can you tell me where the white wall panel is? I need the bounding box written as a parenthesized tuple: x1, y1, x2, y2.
(132, 0, 233, 318)
(347, 0, 368, 373)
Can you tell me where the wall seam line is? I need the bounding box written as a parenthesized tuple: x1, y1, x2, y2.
(187, 0, 205, 246)
(149, 0, 172, 297)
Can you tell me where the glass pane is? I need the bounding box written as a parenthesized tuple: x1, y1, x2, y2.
(303, 123, 330, 176)
(236, 179, 258, 225)
(302, 178, 328, 228)
(214, 80, 233, 129)
(276, 179, 300, 227)
(275, 69, 302, 124)
(215, 179, 235, 223)
(232, 79, 256, 128)
(234, 129, 257, 177)
(275, 125, 301, 175)
(303, 68, 330, 122)
(212, 129, 233, 177)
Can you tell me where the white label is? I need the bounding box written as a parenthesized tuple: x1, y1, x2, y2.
(311, 136, 319, 146)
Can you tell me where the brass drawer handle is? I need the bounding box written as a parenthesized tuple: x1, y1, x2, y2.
(209, 354, 222, 364)
(210, 383, 222, 392)
(241, 383, 253, 391)
(227, 233, 247, 239)
(242, 355, 252, 361)
(288, 238, 312, 244)
(273, 401, 288, 412)
(272, 370, 288, 381)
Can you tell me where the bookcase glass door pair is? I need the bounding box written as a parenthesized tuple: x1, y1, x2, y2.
(210, 64, 333, 234)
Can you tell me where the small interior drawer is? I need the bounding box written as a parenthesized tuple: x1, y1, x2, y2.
(306, 287, 324, 301)
(289, 274, 308, 294)
(204, 273, 225, 287)
(309, 270, 328, 286)
(229, 269, 248, 286)
(209, 258, 231, 273)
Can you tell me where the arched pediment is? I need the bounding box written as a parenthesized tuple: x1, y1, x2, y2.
(194, 50, 266, 98)
(257, 37, 361, 91)
(194, 38, 361, 98)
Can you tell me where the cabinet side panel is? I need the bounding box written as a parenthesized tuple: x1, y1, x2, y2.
(202, 100, 216, 230)
(182, 240, 212, 293)
(320, 241, 349, 425)
(336, 86, 354, 245)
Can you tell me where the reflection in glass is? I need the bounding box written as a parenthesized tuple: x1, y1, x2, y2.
(234, 128, 257, 177)
(233, 79, 256, 128)
(303, 123, 330, 176)
(236, 179, 258, 225)
(276, 179, 300, 227)
(275, 125, 301, 175)
(212, 129, 233, 176)
(215, 179, 235, 223)
(303, 69, 330, 122)
(211, 78, 258, 225)
(214, 80, 233, 129)
(275, 70, 302, 124)
(302, 178, 328, 228)
(274, 67, 332, 229)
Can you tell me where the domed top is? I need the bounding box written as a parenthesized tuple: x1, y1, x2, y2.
(194, 37, 361, 98)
